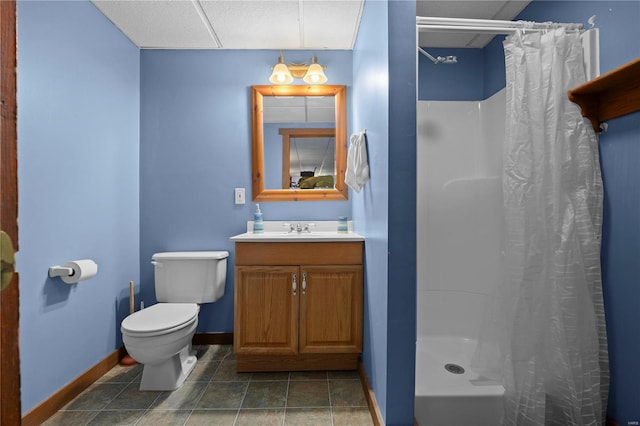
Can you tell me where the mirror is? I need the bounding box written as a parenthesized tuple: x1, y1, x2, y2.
(279, 128, 335, 189)
(251, 85, 348, 201)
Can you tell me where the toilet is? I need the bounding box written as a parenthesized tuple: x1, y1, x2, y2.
(121, 251, 228, 391)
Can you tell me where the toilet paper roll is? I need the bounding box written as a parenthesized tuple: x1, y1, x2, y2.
(61, 259, 98, 284)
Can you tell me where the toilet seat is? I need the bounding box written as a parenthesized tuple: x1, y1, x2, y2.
(121, 303, 198, 337)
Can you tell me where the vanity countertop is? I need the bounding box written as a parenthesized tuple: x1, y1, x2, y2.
(229, 221, 365, 242)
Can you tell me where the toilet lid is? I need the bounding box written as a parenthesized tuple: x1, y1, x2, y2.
(121, 303, 198, 335)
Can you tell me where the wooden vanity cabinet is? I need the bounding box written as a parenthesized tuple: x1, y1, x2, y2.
(235, 265, 300, 356)
(233, 241, 363, 372)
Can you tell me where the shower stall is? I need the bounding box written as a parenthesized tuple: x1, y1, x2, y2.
(416, 89, 506, 426)
(415, 16, 603, 426)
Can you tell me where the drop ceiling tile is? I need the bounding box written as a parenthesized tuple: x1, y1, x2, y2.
(302, 1, 364, 49)
(466, 34, 498, 48)
(417, 0, 508, 20)
(306, 96, 335, 107)
(92, 0, 530, 50)
(307, 107, 335, 123)
(93, 0, 218, 48)
(417, 1, 531, 48)
(264, 107, 307, 123)
(264, 96, 306, 108)
(419, 32, 476, 48)
(494, 1, 530, 20)
(200, 0, 301, 49)
(419, 32, 498, 48)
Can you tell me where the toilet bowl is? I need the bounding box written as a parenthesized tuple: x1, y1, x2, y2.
(121, 251, 228, 391)
(122, 303, 199, 390)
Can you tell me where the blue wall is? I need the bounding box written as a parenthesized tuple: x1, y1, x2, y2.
(386, 1, 417, 423)
(352, 1, 417, 423)
(418, 48, 485, 101)
(17, 0, 140, 414)
(484, 1, 640, 98)
(600, 111, 640, 425)
(419, 1, 640, 423)
(352, 0, 390, 421)
(139, 50, 352, 333)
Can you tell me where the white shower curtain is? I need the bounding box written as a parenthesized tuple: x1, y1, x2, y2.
(472, 28, 609, 425)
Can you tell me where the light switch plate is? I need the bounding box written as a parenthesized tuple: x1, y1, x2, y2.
(235, 188, 245, 205)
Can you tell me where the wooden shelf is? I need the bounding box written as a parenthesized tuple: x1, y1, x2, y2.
(568, 57, 640, 132)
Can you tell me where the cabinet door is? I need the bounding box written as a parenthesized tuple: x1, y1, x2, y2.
(299, 265, 363, 354)
(234, 266, 299, 355)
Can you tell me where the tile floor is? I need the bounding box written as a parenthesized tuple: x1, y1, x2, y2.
(43, 345, 374, 425)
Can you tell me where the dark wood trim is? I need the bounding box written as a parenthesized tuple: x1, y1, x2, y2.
(0, 275, 19, 425)
(0, 0, 18, 245)
(358, 360, 384, 426)
(1, 1, 21, 425)
(21, 348, 124, 426)
(192, 332, 233, 346)
(568, 57, 640, 132)
(236, 353, 359, 372)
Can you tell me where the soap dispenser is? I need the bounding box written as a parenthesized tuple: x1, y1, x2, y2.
(253, 204, 264, 234)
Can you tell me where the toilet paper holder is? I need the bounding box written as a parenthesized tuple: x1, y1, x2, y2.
(48, 265, 75, 278)
(48, 259, 98, 284)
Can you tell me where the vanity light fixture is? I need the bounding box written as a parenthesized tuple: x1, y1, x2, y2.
(269, 53, 294, 84)
(269, 53, 328, 85)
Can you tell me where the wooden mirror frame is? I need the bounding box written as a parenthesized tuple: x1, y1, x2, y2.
(251, 85, 348, 201)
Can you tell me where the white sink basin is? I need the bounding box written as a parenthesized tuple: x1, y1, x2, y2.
(229, 221, 364, 242)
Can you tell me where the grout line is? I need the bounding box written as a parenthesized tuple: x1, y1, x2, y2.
(328, 376, 335, 426)
(282, 372, 291, 426)
(132, 409, 145, 426)
(83, 410, 100, 426)
(180, 408, 191, 426)
(234, 375, 250, 425)
(99, 381, 132, 412)
(187, 345, 226, 425)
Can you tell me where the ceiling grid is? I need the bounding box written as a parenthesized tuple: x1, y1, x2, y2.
(91, 0, 530, 50)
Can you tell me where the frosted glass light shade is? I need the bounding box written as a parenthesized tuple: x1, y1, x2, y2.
(303, 62, 327, 84)
(269, 62, 294, 84)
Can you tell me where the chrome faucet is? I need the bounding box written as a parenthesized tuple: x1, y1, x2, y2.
(283, 222, 315, 233)
(283, 223, 295, 233)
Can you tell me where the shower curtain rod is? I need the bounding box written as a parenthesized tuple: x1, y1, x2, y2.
(417, 16, 583, 34)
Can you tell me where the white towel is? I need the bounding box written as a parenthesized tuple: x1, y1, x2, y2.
(345, 130, 369, 193)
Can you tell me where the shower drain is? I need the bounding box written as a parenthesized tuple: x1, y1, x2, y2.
(444, 363, 465, 375)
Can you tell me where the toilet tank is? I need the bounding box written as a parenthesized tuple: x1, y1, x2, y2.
(152, 251, 228, 303)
